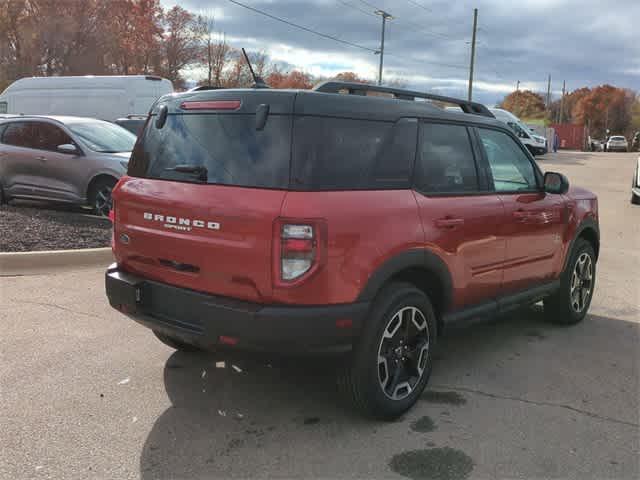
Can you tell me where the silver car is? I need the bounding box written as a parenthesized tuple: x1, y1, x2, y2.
(606, 135, 628, 152)
(0, 115, 136, 216)
(632, 155, 640, 205)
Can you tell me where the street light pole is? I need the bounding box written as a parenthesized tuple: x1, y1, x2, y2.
(375, 10, 393, 85)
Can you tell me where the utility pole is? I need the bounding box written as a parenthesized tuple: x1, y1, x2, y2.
(375, 10, 393, 85)
(467, 8, 478, 101)
(516, 80, 520, 91)
(558, 80, 566, 123)
(545, 74, 551, 110)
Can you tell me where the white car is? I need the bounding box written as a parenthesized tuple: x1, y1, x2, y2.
(488, 108, 548, 155)
(606, 136, 628, 152)
(632, 156, 640, 205)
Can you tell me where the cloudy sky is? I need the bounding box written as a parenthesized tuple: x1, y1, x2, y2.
(161, 0, 639, 105)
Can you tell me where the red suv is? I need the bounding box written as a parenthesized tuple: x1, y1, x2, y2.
(106, 82, 599, 419)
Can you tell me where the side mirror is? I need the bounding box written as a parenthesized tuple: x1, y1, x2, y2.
(57, 144, 78, 154)
(544, 171, 569, 194)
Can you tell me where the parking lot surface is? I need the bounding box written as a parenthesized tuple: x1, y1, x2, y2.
(1, 151, 638, 480)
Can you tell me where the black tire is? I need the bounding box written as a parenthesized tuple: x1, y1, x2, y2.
(632, 193, 640, 205)
(153, 331, 201, 352)
(544, 238, 596, 325)
(88, 177, 117, 217)
(338, 282, 437, 420)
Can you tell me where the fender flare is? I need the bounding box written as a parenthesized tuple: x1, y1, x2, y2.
(356, 249, 453, 312)
(563, 217, 600, 272)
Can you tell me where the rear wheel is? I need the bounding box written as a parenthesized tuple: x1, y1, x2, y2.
(338, 282, 437, 420)
(544, 238, 596, 325)
(89, 177, 117, 217)
(153, 331, 201, 352)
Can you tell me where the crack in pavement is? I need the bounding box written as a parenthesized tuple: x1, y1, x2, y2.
(15, 300, 107, 321)
(433, 384, 639, 428)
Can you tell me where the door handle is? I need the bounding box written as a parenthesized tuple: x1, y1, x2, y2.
(35, 156, 46, 162)
(435, 217, 465, 229)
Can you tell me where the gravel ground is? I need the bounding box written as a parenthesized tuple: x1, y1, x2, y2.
(0, 202, 111, 252)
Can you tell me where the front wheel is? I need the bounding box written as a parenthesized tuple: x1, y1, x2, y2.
(544, 238, 596, 324)
(338, 282, 437, 420)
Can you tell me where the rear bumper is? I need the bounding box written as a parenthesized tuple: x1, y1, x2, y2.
(105, 264, 368, 354)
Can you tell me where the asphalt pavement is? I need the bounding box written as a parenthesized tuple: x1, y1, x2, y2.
(1, 151, 638, 480)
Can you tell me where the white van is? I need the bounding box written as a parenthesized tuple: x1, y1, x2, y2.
(0, 75, 173, 122)
(488, 108, 548, 156)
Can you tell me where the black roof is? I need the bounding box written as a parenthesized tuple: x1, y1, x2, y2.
(153, 81, 504, 129)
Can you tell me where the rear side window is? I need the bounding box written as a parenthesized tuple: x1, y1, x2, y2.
(291, 117, 416, 190)
(414, 123, 479, 194)
(2, 122, 34, 148)
(129, 113, 291, 189)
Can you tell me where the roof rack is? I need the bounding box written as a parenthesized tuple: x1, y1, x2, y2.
(313, 81, 494, 118)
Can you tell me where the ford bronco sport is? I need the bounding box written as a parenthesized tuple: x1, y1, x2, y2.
(105, 81, 599, 419)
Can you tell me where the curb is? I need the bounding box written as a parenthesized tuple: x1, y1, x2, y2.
(0, 247, 114, 276)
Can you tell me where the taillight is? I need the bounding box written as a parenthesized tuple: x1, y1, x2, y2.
(281, 224, 315, 281)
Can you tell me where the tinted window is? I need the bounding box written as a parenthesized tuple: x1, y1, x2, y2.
(129, 114, 290, 188)
(292, 117, 415, 190)
(478, 128, 538, 192)
(33, 123, 73, 151)
(1, 122, 35, 148)
(415, 123, 479, 193)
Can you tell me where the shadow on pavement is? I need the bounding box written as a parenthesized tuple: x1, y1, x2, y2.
(139, 306, 639, 479)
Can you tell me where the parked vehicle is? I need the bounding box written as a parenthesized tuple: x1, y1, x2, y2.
(489, 108, 548, 155)
(0, 115, 136, 215)
(632, 155, 640, 205)
(606, 135, 628, 152)
(631, 132, 640, 152)
(0, 75, 173, 122)
(114, 115, 148, 136)
(105, 82, 599, 419)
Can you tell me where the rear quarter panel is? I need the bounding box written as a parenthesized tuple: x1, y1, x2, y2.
(557, 186, 599, 275)
(277, 190, 423, 305)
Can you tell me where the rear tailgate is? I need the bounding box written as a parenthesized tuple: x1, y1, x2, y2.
(112, 89, 295, 302)
(113, 179, 284, 302)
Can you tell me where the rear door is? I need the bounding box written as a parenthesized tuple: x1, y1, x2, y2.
(114, 91, 295, 303)
(0, 121, 47, 199)
(476, 127, 566, 294)
(413, 121, 506, 309)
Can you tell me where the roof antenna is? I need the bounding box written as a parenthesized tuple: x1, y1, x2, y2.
(241, 48, 269, 89)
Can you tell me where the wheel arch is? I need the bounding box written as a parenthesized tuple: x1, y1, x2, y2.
(565, 218, 600, 271)
(357, 249, 453, 335)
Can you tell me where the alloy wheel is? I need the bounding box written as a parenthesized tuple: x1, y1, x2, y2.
(377, 306, 430, 401)
(94, 186, 113, 217)
(570, 252, 593, 313)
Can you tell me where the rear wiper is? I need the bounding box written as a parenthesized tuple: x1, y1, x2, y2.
(164, 165, 208, 182)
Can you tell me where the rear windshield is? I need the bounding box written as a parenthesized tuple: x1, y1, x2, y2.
(129, 112, 415, 191)
(610, 136, 625, 141)
(128, 113, 291, 189)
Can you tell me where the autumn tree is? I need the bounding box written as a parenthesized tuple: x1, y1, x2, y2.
(500, 90, 546, 119)
(332, 71, 368, 83)
(267, 69, 313, 89)
(199, 15, 230, 87)
(158, 6, 204, 87)
(573, 85, 636, 137)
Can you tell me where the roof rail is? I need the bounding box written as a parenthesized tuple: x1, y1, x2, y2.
(313, 81, 494, 118)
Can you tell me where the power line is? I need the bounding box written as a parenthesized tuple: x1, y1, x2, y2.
(226, 0, 377, 53)
(226, 0, 468, 73)
(336, 0, 378, 18)
(404, 0, 432, 13)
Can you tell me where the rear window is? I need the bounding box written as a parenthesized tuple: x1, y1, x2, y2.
(129, 113, 291, 189)
(610, 136, 625, 141)
(291, 117, 416, 190)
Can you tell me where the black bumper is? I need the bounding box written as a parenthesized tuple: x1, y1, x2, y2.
(105, 264, 368, 354)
